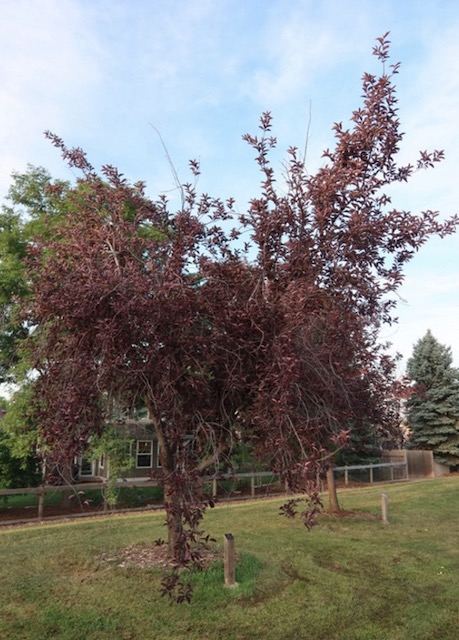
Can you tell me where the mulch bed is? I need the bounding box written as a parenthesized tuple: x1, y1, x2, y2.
(97, 544, 219, 570)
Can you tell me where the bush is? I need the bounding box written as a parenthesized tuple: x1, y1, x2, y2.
(218, 477, 250, 495)
(0, 429, 41, 489)
(117, 485, 164, 508)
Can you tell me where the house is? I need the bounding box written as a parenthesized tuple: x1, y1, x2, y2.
(78, 418, 162, 482)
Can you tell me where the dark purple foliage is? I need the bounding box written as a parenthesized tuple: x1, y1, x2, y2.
(23, 35, 457, 599)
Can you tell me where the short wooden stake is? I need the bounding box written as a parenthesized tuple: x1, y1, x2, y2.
(381, 493, 389, 524)
(103, 481, 108, 512)
(223, 533, 238, 587)
(37, 484, 44, 520)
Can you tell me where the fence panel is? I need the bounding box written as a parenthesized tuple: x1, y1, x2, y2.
(382, 450, 434, 479)
(407, 450, 434, 478)
(334, 462, 407, 486)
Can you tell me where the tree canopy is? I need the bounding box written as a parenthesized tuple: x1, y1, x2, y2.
(406, 330, 459, 467)
(0, 396, 41, 489)
(0, 165, 71, 385)
(6, 35, 458, 591)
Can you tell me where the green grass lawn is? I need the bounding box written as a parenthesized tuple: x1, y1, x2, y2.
(1, 477, 458, 640)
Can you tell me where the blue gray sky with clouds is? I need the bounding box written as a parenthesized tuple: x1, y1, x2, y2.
(1, 0, 459, 373)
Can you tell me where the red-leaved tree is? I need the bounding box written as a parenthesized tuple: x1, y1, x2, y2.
(23, 34, 457, 595)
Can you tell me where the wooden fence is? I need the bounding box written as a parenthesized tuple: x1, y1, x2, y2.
(0, 462, 409, 523)
(381, 450, 437, 479)
(334, 462, 408, 485)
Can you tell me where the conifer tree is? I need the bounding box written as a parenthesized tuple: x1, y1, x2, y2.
(406, 330, 459, 467)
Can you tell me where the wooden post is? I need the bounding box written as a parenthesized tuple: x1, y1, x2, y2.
(369, 465, 374, 484)
(344, 467, 349, 486)
(390, 465, 394, 482)
(212, 478, 217, 498)
(250, 476, 255, 497)
(103, 481, 108, 512)
(37, 484, 45, 520)
(381, 493, 389, 524)
(223, 533, 237, 587)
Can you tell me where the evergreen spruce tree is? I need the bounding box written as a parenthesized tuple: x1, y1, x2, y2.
(406, 330, 459, 467)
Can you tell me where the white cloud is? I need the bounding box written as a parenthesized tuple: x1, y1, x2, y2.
(0, 0, 103, 196)
(385, 263, 459, 369)
(391, 23, 459, 216)
(244, 2, 370, 108)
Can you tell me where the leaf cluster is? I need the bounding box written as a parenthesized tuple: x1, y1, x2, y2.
(0, 166, 71, 383)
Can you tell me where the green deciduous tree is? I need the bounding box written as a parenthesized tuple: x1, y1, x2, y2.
(0, 396, 41, 489)
(0, 167, 73, 475)
(0, 165, 71, 384)
(406, 330, 459, 467)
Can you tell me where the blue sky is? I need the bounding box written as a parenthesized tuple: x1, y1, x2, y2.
(1, 0, 459, 373)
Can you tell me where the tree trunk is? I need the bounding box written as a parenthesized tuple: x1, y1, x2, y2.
(326, 466, 341, 513)
(164, 478, 185, 562)
(147, 405, 213, 565)
(152, 413, 186, 563)
(58, 464, 77, 507)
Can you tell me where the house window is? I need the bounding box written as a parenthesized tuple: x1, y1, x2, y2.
(136, 440, 153, 468)
(80, 457, 92, 476)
